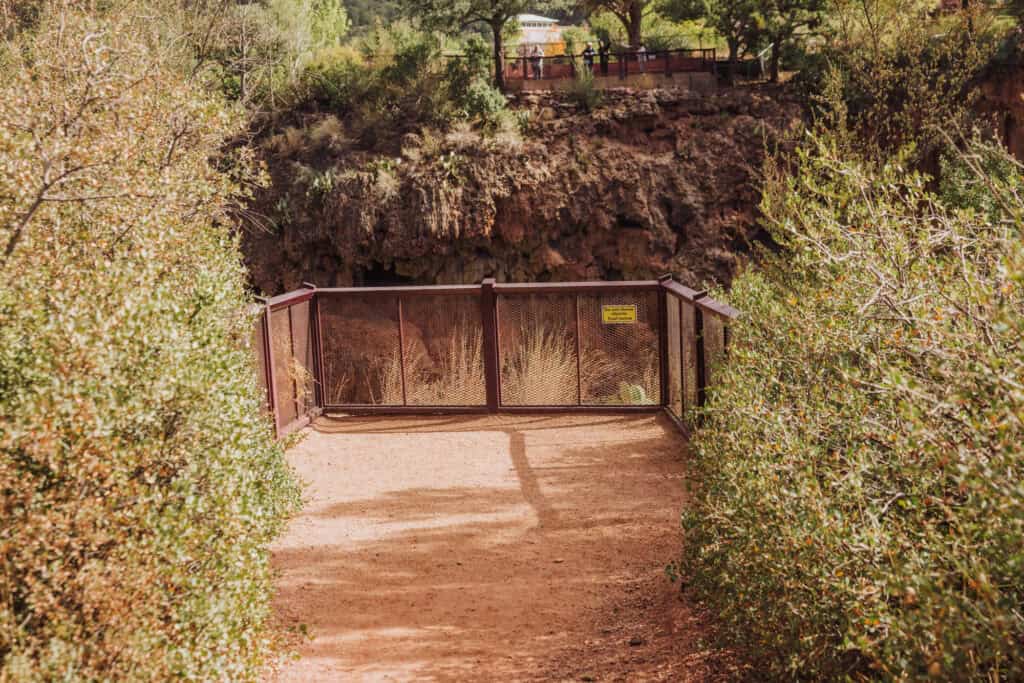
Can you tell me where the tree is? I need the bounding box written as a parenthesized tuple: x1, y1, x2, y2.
(662, 0, 759, 81)
(577, 0, 655, 47)
(753, 0, 827, 82)
(400, 0, 567, 91)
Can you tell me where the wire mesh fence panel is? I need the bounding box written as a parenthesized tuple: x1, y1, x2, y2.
(703, 311, 727, 394)
(318, 293, 403, 406)
(666, 295, 683, 419)
(497, 293, 579, 406)
(578, 291, 661, 406)
(400, 294, 486, 406)
(269, 307, 297, 429)
(681, 301, 699, 412)
(288, 301, 316, 416)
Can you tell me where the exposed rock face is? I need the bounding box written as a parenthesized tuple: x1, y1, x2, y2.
(243, 86, 803, 294)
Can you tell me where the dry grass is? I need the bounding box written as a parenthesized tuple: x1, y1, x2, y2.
(404, 322, 486, 405)
(320, 317, 658, 408)
(500, 325, 580, 405)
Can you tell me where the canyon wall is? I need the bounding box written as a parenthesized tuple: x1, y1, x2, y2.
(243, 86, 802, 294)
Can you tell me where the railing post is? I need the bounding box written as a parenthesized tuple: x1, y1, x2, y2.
(665, 50, 672, 77)
(481, 278, 500, 413)
(261, 299, 279, 438)
(694, 292, 708, 409)
(657, 274, 672, 407)
(575, 294, 583, 406)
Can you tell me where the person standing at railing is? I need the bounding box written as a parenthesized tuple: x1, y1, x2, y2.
(637, 43, 647, 72)
(582, 42, 596, 74)
(598, 41, 610, 76)
(530, 45, 544, 80)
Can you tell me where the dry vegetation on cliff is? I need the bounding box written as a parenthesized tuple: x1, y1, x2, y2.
(244, 86, 802, 293)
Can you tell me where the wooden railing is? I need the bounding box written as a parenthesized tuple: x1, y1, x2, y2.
(502, 47, 717, 82)
(254, 276, 738, 437)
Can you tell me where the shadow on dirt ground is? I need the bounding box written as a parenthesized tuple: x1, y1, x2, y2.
(269, 414, 734, 682)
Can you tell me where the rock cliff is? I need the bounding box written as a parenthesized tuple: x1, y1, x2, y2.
(243, 86, 803, 294)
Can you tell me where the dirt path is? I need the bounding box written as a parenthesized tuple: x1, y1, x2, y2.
(269, 414, 728, 682)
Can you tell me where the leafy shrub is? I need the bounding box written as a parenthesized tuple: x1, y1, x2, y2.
(681, 133, 1024, 679)
(295, 26, 508, 147)
(569, 66, 603, 113)
(798, 7, 998, 163)
(302, 44, 374, 111)
(0, 6, 297, 679)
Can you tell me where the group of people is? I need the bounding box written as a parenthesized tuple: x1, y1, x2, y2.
(522, 41, 651, 80)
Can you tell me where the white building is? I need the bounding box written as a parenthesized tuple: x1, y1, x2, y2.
(515, 14, 565, 56)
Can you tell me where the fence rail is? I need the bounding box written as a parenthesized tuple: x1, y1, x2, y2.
(254, 276, 738, 437)
(501, 47, 717, 83)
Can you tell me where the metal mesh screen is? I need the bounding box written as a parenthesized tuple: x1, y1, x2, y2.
(289, 301, 316, 416)
(666, 296, 683, 419)
(578, 292, 660, 406)
(703, 311, 727, 393)
(681, 302, 699, 412)
(319, 293, 402, 406)
(401, 295, 486, 406)
(269, 307, 297, 429)
(497, 294, 579, 406)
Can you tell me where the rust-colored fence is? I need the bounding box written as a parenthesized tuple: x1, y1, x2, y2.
(254, 277, 738, 437)
(503, 48, 717, 83)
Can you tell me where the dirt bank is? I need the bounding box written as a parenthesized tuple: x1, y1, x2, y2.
(244, 86, 802, 294)
(268, 414, 732, 681)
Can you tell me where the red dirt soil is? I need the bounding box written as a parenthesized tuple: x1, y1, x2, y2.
(268, 414, 730, 682)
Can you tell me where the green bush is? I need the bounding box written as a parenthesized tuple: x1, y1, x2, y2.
(681, 133, 1024, 679)
(568, 66, 603, 113)
(0, 5, 297, 679)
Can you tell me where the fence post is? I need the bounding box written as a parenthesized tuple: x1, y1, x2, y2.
(694, 292, 708, 409)
(260, 299, 280, 438)
(657, 274, 672, 407)
(665, 50, 672, 77)
(481, 278, 500, 413)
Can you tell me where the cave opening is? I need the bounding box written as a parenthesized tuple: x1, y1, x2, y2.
(355, 262, 415, 287)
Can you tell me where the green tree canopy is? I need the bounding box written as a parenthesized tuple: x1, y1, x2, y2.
(662, 0, 759, 78)
(400, 0, 568, 90)
(577, 0, 655, 47)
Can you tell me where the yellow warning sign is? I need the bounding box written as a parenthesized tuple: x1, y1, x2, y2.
(601, 304, 638, 325)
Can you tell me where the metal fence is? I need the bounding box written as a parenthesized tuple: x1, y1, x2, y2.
(254, 277, 739, 437)
(504, 48, 717, 83)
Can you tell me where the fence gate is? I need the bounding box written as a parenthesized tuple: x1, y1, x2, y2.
(255, 277, 738, 437)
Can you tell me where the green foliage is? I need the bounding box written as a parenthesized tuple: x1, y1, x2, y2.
(662, 0, 759, 61)
(0, 5, 298, 679)
(809, 5, 999, 163)
(682, 128, 1024, 679)
(297, 24, 507, 143)
(568, 65, 604, 112)
(398, 0, 569, 88)
(588, 9, 705, 50)
(344, 0, 401, 32)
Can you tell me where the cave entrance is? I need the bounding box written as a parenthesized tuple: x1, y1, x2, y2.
(355, 262, 414, 287)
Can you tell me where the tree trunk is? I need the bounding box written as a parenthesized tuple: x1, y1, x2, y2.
(770, 40, 781, 83)
(628, 5, 643, 47)
(727, 39, 739, 85)
(491, 19, 505, 92)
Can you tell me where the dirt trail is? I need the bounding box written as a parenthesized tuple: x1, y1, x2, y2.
(269, 414, 728, 682)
